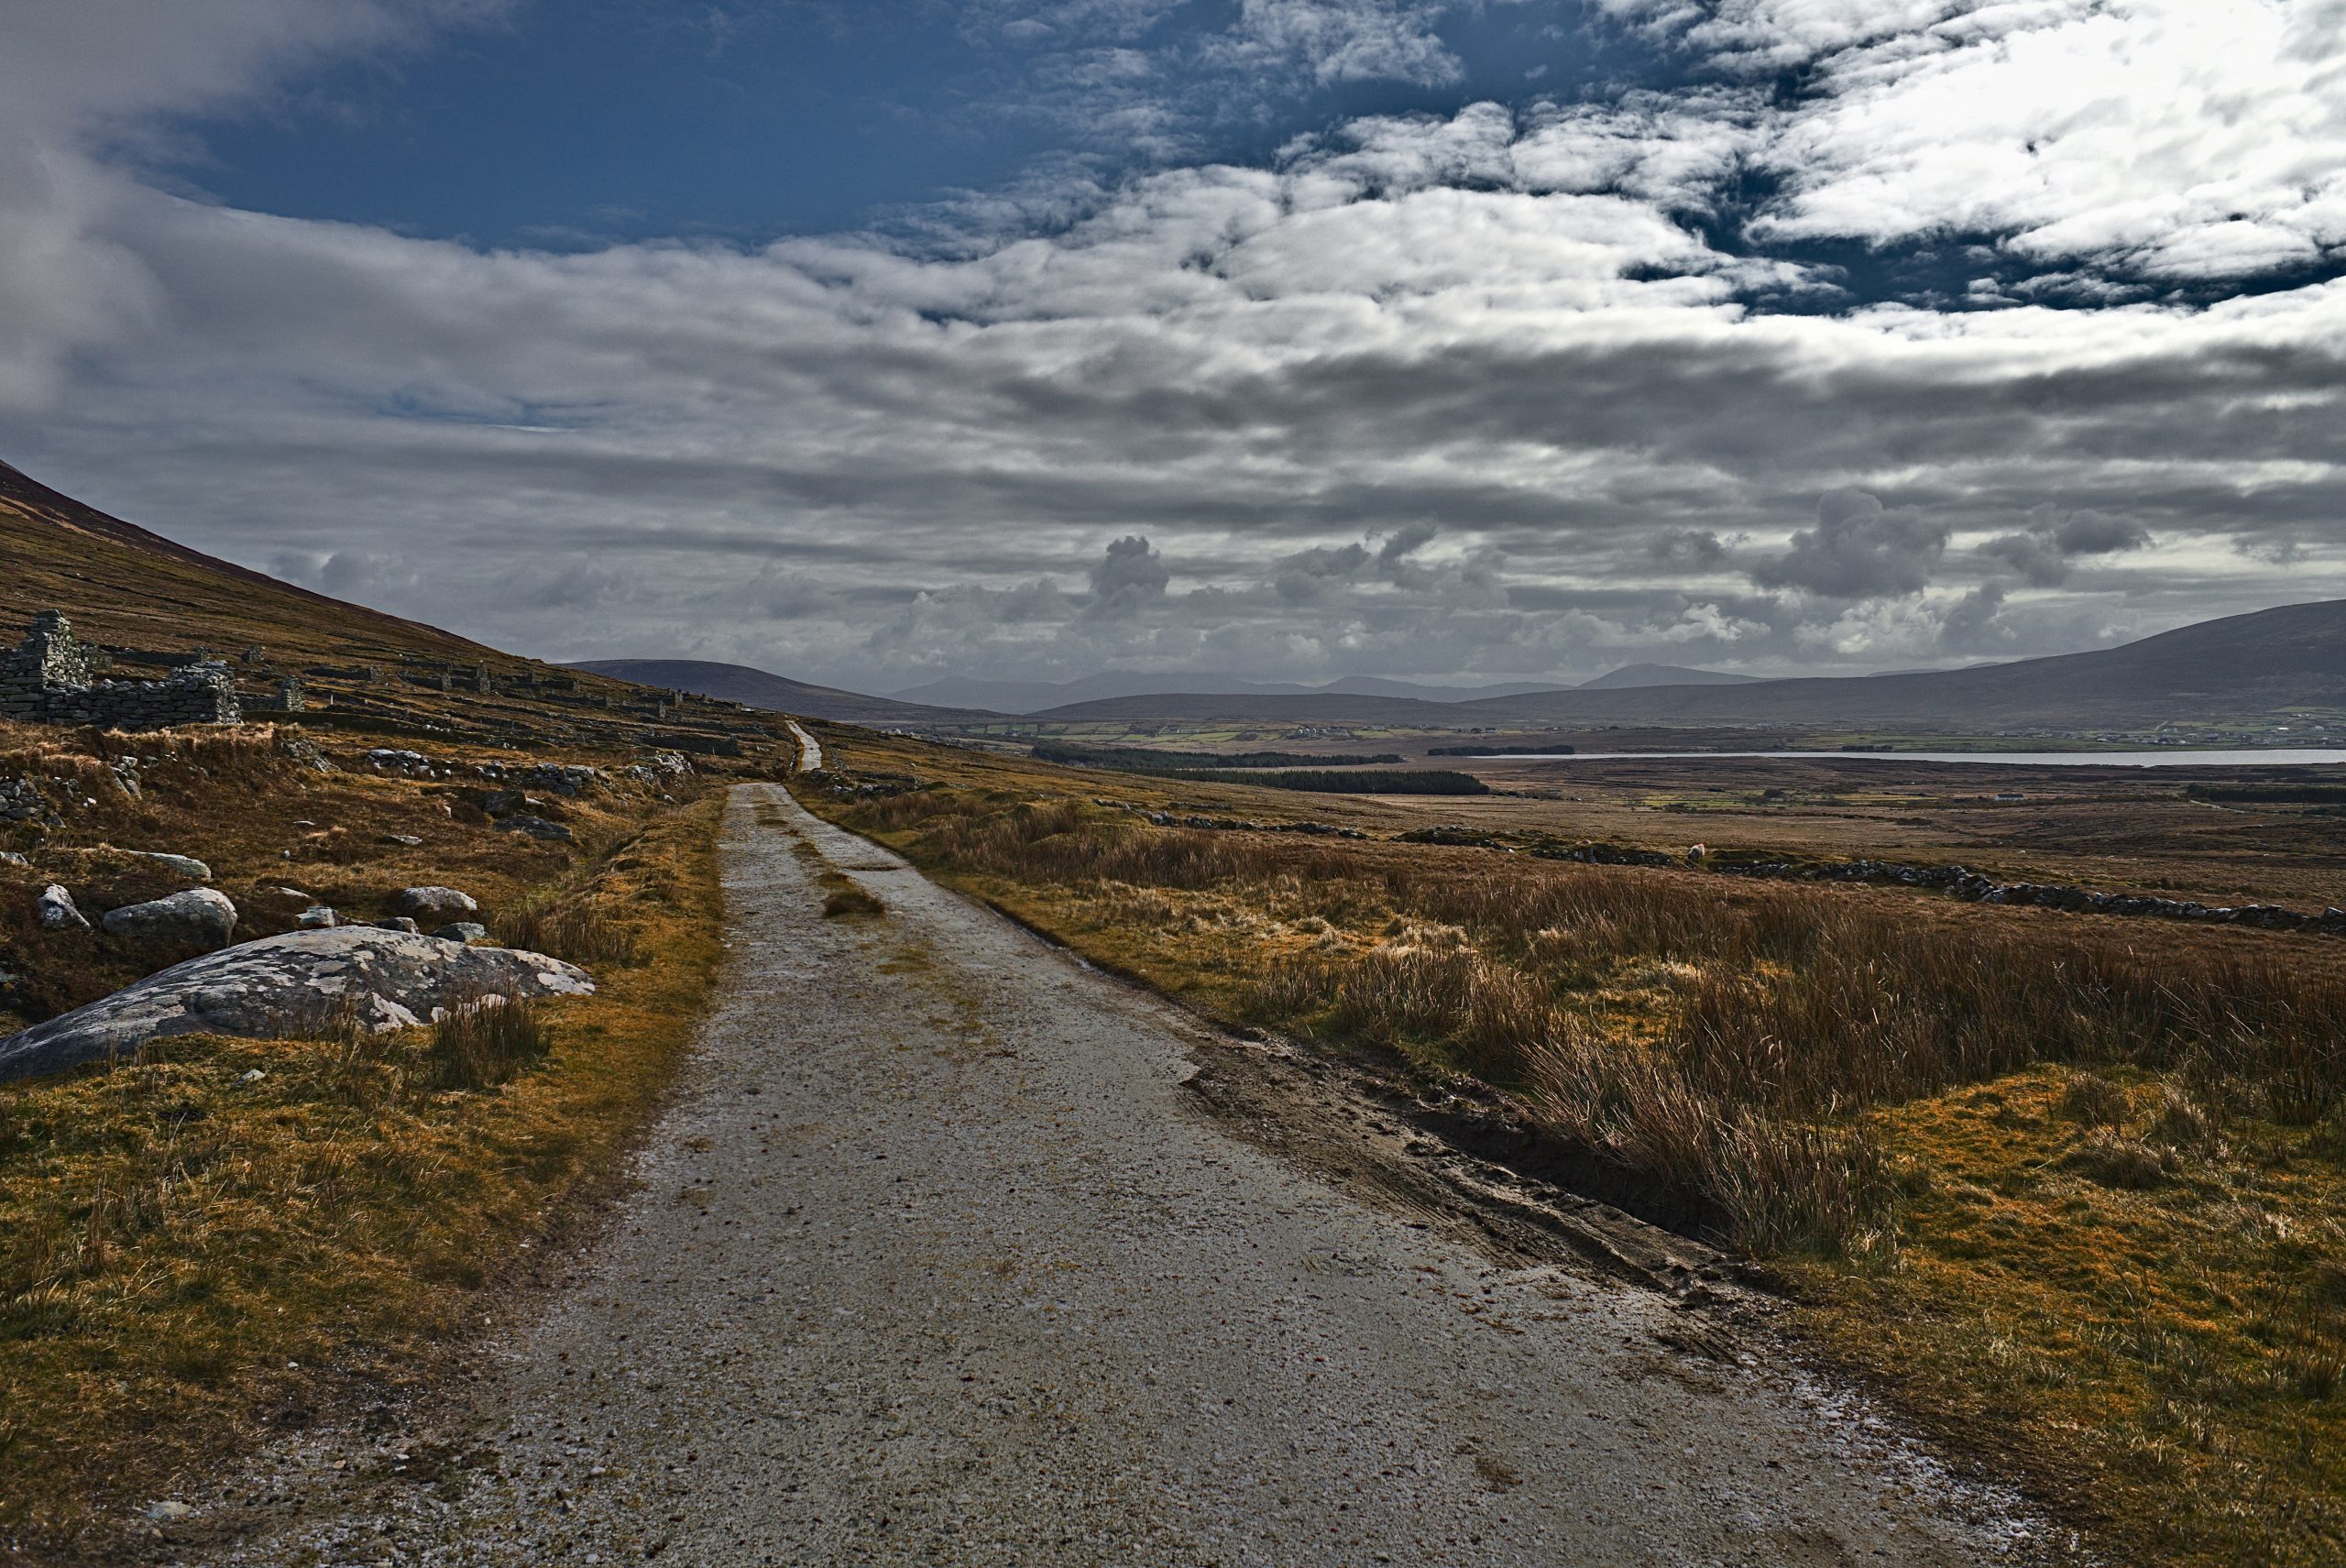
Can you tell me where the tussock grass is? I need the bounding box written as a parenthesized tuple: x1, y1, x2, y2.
(504, 899, 642, 969)
(424, 995, 554, 1091)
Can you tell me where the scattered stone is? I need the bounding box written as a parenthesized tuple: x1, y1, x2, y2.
(0, 927, 594, 1083)
(379, 834, 424, 848)
(480, 789, 532, 818)
(101, 888, 238, 948)
(0, 776, 56, 826)
(364, 749, 444, 777)
(0, 850, 27, 866)
(433, 921, 488, 943)
(37, 884, 90, 930)
(239, 1069, 268, 1084)
(399, 885, 479, 921)
(498, 815, 574, 843)
(471, 762, 605, 796)
(144, 1501, 194, 1523)
(626, 751, 691, 784)
(378, 917, 422, 935)
(277, 733, 335, 773)
(296, 905, 339, 929)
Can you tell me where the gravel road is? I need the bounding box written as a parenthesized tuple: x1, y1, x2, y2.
(197, 783, 2055, 1567)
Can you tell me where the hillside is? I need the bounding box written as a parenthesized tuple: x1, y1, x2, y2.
(1454, 599, 2346, 729)
(0, 460, 764, 750)
(0, 460, 489, 665)
(573, 658, 989, 726)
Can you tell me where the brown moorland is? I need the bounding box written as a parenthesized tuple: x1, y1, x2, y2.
(795, 723, 2346, 1568)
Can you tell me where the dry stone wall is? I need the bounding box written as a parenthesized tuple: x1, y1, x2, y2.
(0, 611, 241, 730)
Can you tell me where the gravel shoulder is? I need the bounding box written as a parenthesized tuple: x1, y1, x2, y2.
(187, 783, 2064, 1566)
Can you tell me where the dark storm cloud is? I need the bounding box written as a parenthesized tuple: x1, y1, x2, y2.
(1978, 505, 2153, 587)
(1751, 491, 1948, 600)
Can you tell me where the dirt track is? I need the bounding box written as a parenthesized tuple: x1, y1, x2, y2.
(197, 783, 2059, 1566)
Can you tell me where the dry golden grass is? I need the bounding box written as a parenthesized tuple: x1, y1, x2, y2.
(797, 732, 2346, 1568)
(0, 790, 727, 1551)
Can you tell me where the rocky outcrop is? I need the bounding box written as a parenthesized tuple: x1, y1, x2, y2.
(100, 887, 237, 948)
(0, 927, 595, 1083)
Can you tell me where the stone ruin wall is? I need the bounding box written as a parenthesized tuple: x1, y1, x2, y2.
(0, 611, 241, 730)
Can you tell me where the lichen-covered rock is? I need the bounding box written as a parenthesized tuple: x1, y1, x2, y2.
(433, 921, 488, 943)
(101, 887, 237, 948)
(399, 885, 478, 921)
(0, 927, 594, 1083)
(296, 905, 338, 929)
(37, 883, 89, 930)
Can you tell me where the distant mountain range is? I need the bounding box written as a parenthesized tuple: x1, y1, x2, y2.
(888, 672, 1573, 713)
(573, 603, 2346, 734)
(1028, 601, 2346, 729)
(886, 663, 1774, 711)
(568, 659, 993, 727)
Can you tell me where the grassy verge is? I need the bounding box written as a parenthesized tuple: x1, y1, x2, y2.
(0, 790, 727, 1552)
(795, 741, 2346, 1568)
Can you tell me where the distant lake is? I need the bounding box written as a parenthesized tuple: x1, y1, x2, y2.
(1472, 749, 2346, 769)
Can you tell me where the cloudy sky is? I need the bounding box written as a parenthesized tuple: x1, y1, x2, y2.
(2, 1, 2341, 693)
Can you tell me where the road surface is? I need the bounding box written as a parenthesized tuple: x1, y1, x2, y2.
(199, 783, 2054, 1566)
(784, 719, 821, 772)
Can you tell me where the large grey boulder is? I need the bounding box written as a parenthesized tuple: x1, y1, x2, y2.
(0, 927, 595, 1084)
(37, 884, 89, 930)
(399, 885, 479, 921)
(101, 888, 237, 948)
